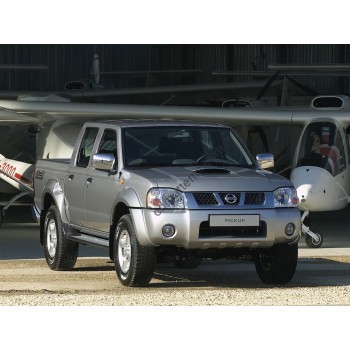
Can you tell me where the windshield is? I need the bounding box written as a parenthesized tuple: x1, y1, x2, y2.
(296, 121, 345, 176)
(122, 126, 254, 168)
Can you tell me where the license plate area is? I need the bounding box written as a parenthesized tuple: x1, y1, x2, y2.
(209, 214, 260, 227)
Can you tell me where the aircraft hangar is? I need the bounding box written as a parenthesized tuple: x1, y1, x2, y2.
(0, 44, 350, 105)
(1, 43, 349, 188)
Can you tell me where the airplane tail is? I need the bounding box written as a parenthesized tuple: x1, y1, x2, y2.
(0, 154, 34, 193)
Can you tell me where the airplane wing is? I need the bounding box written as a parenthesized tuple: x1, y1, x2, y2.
(0, 107, 39, 124)
(3, 94, 350, 126)
(0, 99, 296, 126)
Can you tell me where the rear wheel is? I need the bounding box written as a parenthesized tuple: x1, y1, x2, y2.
(114, 214, 156, 287)
(43, 205, 79, 270)
(255, 243, 298, 284)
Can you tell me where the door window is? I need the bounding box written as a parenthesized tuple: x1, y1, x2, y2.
(76, 127, 99, 167)
(97, 129, 118, 170)
(98, 129, 118, 155)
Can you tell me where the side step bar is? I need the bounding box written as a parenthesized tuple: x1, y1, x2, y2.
(68, 234, 109, 248)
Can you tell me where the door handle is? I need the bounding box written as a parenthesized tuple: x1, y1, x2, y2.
(86, 177, 93, 184)
(68, 174, 74, 180)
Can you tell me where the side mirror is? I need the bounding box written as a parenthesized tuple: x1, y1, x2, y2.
(92, 153, 115, 171)
(256, 153, 274, 169)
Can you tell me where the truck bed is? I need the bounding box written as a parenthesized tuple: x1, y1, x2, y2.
(34, 158, 71, 207)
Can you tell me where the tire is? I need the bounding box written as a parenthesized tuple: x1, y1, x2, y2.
(174, 254, 202, 269)
(114, 214, 156, 287)
(43, 205, 79, 270)
(255, 243, 298, 285)
(305, 230, 323, 248)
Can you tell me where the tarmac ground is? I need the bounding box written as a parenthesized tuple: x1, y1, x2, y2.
(0, 205, 349, 306)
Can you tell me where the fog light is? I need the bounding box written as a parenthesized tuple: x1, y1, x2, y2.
(162, 224, 176, 238)
(285, 223, 295, 236)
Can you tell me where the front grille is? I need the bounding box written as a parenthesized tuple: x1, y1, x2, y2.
(199, 221, 267, 239)
(244, 192, 266, 205)
(218, 192, 241, 205)
(193, 192, 218, 205)
(192, 191, 267, 206)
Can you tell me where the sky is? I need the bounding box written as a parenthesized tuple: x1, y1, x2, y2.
(3, 0, 350, 44)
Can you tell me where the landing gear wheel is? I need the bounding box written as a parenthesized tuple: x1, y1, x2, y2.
(43, 205, 79, 270)
(255, 243, 298, 284)
(174, 255, 202, 269)
(114, 214, 156, 287)
(305, 230, 323, 248)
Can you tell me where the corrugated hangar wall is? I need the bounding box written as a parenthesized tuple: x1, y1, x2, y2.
(0, 44, 349, 94)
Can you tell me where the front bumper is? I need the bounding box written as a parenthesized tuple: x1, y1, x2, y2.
(130, 207, 301, 249)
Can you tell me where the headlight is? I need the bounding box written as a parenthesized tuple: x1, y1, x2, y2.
(147, 188, 185, 209)
(274, 187, 299, 208)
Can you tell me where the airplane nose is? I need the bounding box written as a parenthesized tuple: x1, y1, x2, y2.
(296, 184, 313, 208)
(290, 166, 339, 212)
(291, 167, 328, 211)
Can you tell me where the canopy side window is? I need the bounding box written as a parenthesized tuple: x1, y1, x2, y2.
(297, 122, 345, 176)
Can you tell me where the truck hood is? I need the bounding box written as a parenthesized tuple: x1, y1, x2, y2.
(126, 166, 292, 192)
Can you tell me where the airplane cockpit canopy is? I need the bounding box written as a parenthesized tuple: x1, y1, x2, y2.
(295, 121, 345, 176)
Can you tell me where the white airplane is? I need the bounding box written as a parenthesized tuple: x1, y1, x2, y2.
(1, 94, 350, 249)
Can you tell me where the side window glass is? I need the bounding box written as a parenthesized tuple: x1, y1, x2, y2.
(76, 127, 99, 167)
(97, 129, 118, 170)
(98, 129, 117, 156)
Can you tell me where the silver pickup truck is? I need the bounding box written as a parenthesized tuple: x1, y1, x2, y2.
(34, 120, 301, 287)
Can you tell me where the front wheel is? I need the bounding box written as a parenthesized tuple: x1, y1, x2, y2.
(43, 205, 79, 270)
(305, 230, 323, 248)
(254, 243, 298, 285)
(114, 214, 156, 287)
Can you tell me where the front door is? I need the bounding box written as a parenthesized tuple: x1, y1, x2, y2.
(65, 127, 99, 227)
(85, 128, 119, 232)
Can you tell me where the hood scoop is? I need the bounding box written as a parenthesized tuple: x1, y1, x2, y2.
(192, 168, 231, 174)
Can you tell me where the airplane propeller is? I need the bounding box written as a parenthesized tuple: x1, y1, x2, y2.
(284, 75, 319, 96)
(256, 71, 320, 101)
(256, 71, 280, 100)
